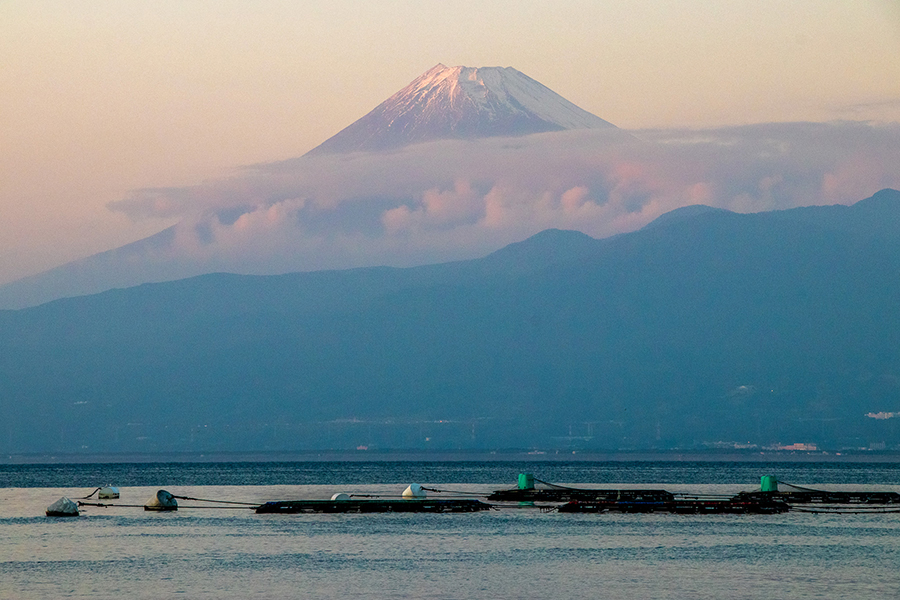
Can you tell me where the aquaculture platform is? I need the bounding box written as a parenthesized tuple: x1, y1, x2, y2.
(49, 474, 899, 519)
(487, 488, 675, 504)
(737, 490, 900, 505)
(557, 497, 789, 514)
(255, 498, 492, 514)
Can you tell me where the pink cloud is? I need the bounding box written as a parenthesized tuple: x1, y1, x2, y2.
(102, 122, 900, 276)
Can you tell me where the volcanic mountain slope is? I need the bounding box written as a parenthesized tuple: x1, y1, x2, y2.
(306, 63, 615, 154)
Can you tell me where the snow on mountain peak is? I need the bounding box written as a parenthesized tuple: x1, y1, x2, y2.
(306, 64, 615, 155)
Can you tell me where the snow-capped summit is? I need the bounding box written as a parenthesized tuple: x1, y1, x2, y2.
(306, 64, 615, 155)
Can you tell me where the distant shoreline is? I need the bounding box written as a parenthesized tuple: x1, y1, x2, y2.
(4, 449, 900, 465)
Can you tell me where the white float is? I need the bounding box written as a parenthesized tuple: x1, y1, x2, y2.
(144, 489, 178, 511)
(402, 484, 426, 499)
(46, 496, 79, 517)
(98, 485, 120, 499)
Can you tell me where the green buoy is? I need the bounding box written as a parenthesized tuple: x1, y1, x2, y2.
(518, 473, 535, 490)
(760, 475, 778, 492)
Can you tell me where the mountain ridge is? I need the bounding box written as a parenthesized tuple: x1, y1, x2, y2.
(2, 189, 900, 453)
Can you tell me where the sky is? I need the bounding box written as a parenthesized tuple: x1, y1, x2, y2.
(2, 0, 899, 287)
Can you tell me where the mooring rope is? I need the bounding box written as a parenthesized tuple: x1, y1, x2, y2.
(533, 478, 582, 490)
(776, 481, 827, 492)
(77, 501, 256, 510)
(420, 486, 490, 497)
(80, 487, 103, 499)
(170, 495, 260, 506)
(78, 502, 144, 508)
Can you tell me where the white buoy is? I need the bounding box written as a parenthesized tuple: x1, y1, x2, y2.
(331, 493, 351, 501)
(98, 485, 120, 499)
(402, 484, 426, 499)
(144, 489, 178, 511)
(46, 496, 79, 517)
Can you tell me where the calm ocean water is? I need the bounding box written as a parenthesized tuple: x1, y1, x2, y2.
(1, 460, 899, 599)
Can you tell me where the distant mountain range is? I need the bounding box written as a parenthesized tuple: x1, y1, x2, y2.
(306, 63, 615, 155)
(2, 189, 899, 454)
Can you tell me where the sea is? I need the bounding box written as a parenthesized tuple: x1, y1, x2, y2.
(1, 459, 899, 599)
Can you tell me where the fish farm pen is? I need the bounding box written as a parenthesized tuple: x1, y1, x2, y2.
(46, 475, 900, 518)
(256, 498, 492, 514)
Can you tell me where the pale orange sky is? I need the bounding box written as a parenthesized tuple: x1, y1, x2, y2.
(1, 0, 899, 285)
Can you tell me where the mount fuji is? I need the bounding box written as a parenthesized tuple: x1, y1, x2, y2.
(0, 63, 625, 309)
(306, 63, 615, 155)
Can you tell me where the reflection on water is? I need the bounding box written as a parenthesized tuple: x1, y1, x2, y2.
(1, 462, 899, 599)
